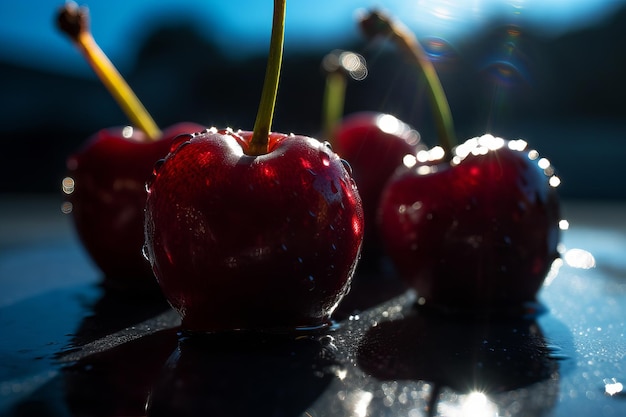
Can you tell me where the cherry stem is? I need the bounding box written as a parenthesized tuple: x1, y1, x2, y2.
(360, 10, 457, 158)
(322, 70, 346, 145)
(321, 50, 368, 147)
(248, 0, 286, 156)
(57, 2, 161, 141)
(321, 50, 350, 145)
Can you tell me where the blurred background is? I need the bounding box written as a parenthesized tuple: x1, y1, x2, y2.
(1, 0, 625, 199)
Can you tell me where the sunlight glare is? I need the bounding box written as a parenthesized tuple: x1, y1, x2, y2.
(564, 248, 596, 269)
(376, 114, 402, 135)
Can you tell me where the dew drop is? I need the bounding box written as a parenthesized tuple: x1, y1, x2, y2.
(145, 174, 156, 192)
(141, 244, 150, 262)
(152, 159, 165, 175)
(170, 134, 193, 153)
(320, 152, 331, 167)
(340, 159, 353, 175)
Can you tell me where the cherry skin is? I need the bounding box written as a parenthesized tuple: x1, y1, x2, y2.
(378, 134, 561, 313)
(65, 122, 204, 288)
(333, 112, 424, 263)
(143, 128, 364, 332)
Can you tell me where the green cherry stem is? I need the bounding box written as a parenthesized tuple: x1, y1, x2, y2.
(248, 0, 286, 156)
(320, 50, 348, 145)
(360, 10, 457, 159)
(320, 50, 368, 147)
(56, 2, 161, 141)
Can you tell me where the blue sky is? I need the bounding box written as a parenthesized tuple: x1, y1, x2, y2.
(1, 0, 624, 77)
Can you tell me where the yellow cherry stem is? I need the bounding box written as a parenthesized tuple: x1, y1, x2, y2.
(248, 0, 286, 156)
(57, 2, 161, 141)
(360, 10, 457, 159)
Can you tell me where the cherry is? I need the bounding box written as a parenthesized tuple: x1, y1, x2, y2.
(367, 10, 562, 313)
(143, 0, 364, 332)
(58, 3, 204, 287)
(379, 135, 561, 313)
(65, 123, 203, 284)
(332, 112, 422, 265)
(320, 50, 424, 267)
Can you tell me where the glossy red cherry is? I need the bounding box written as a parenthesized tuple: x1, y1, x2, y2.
(333, 111, 423, 262)
(144, 129, 363, 331)
(143, 0, 364, 332)
(378, 134, 561, 312)
(57, 4, 205, 287)
(65, 122, 204, 284)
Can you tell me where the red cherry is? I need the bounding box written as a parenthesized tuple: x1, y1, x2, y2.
(65, 122, 204, 285)
(378, 135, 561, 312)
(143, 0, 363, 332)
(144, 129, 363, 331)
(333, 111, 423, 262)
(57, 4, 205, 287)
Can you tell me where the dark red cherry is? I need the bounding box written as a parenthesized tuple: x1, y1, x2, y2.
(144, 129, 364, 331)
(378, 134, 561, 313)
(65, 122, 204, 287)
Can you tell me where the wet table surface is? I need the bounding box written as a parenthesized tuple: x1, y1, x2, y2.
(1, 195, 625, 417)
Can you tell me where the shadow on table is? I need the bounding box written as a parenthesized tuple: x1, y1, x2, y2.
(146, 331, 342, 417)
(356, 306, 565, 416)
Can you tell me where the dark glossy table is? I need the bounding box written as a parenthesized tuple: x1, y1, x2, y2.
(1, 195, 625, 416)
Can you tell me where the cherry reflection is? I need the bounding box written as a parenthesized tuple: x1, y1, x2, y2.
(59, 284, 177, 417)
(146, 331, 342, 417)
(62, 327, 178, 417)
(356, 308, 561, 416)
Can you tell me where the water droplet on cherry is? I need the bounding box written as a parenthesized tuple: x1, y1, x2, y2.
(170, 134, 193, 153)
(340, 159, 353, 175)
(320, 153, 331, 167)
(141, 244, 150, 261)
(152, 159, 165, 175)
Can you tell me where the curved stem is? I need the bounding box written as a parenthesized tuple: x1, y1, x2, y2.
(248, 0, 286, 156)
(360, 10, 457, 159)
(57, 3, 161, 141)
